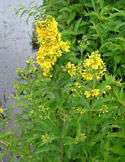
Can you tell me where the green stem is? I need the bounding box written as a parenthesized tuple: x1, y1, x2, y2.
(60, 142, 64, 162)
(85, 97, 94, 161)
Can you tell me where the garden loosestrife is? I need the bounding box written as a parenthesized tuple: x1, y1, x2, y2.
(82, 51, 106, 80)
(63, 62, 76, 76)
(5, 2, 124, 161)
(63, 51, 106, 80)
(63, 51, 107, 98)
(99, 105, 109, 117)
(91, 89, 100, 97)
(0, 107, 3, 113)
(75, 133, 86, 144)
(36, 16, 70, 77)
(105, 85, 111, 90)
(41, 134, 52, 143)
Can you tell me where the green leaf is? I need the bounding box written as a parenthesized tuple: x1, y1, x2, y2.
(98, 79, 112, 89)
(109, 144, 125, 155)
(53, 89, 62, 105)
(85, 11, 100, 18)
(67, 11, 76, 24)
(26, 16, 30, 24)
(99, 0, 104, 9)
(76, 122, 81, 137)
(70, 4, 83, 10)
(38, 120, 60, 135)
(36, 144, 59, 153)
(118, 100, 125, 107)
(62, 29, 76, 36)
(120, 88, 124, 99)
(73, 97, 90, 108)
(29, 11, 34, 17)
(115, 22, 125, 30)
(115, 37, 125, 41)
(14, 5, 25, 14)
(74, 18, 82, 33)
(20, 9, 28, 18)
(90, 133, 105, 146)
(23, 142, 30, 153)
(91, 0, 96, 11)
(93, 98, 113, 110)
(64, 138, 76, 145)
(0, 151, 8, 160)
(107, 132, 125, 138)
(0, 132, 10, 139)
(59, 7, 71, 12)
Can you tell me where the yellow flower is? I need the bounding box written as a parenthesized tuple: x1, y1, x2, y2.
(39, 115, 43, 119)
(80, 133, 86, 142)
(76, 107, 86, 115)
(84, 91, 91, 98)
(41, 134, 52, 143)
(85, 74, 93, 80)
(16, 68, 22, 73)
(74, 133, 86, 144)
(105, 85, 111, 90)
(63, 62, 76, 76)
(91, 60, 99, 70)
(0, 107, 3, 113)
(91, 89, 100, 97)
(75, 82, 81, 88)
(60, 41, 70, 52)
(82, 51, 106, 80)
(30, 110, 34, 115)
(36, 16, 70, 77)
(99, 105, 108, 116)
(103, 90, 106, 94)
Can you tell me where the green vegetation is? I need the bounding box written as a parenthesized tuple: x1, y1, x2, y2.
(0, 0, 125, 161)
(15, 0, 125, 77)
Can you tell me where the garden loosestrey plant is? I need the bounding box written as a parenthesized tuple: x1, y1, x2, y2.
(0, 16, 125, 162)
(15, 0, 125, 78)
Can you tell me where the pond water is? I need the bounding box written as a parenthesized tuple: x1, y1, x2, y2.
(0, 0, 42, 161)
(0, 0, 41, 111)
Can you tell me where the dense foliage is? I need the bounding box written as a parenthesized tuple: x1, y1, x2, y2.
(15, 0, 125, 77)
(0, 0, 125, 162)
(0, 16, 125, 161)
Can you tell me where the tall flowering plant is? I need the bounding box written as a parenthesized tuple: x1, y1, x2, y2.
(36, 16, 70, 77)
(0, 16, 124, 162)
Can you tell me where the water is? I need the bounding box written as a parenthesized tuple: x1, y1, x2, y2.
(0, 0, 41, 111)
(0, 0, 41, 161)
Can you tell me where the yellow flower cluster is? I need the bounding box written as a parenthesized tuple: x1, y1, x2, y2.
(0, 107, 3, 113)
(63, 62, 76, 76)
(84, 89, 100, 98)
(38, 105, 49, 112)
(16, 68, 23, 73)
(36, 16, 70, 77)
(71, 107, 87, 118)
(30, 110, 34, 115)
(75, 133, 86, 144)
(99, 105, 109, 116)
(76, 107, 86, 115)
(41, 133, 52, 143)
(75, 82, 81, 89)
(82, 51, 106, 80)
(105, 85, 111, 90)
